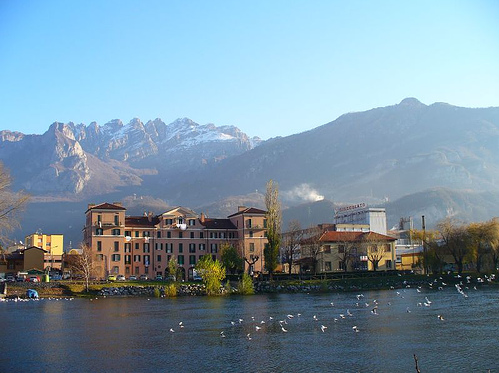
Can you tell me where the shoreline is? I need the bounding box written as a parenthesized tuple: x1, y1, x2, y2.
(3, 272, 496, 299)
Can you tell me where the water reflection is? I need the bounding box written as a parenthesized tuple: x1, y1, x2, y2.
(1, 288, 498, 372)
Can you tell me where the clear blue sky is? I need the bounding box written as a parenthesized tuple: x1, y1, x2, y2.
(1, 0, 498, 139)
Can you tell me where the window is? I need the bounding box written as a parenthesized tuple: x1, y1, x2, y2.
(338, 245, 345, 254)
(125, 255, 131, 264)
(189, 243, 196, 253)
(325, 261, 332, 271)
(143, 243, 150, 253)
(385, 260, 392, 269)
(135, 243, 139, 251)
(135, 231, 139, 238)
(179, 232, 183, 239)
(112, 229, 121, 236)
(179, 243, 183, 253)
(125, 230, 131, 237)
(210, 243, 218, 253)
(97, 241, 102, 252)
(145, 266, 149, 274)
(199, 232, 204, 239)
(189, 219, 196, 226)
(177, 217, 184, 225)
(134, 255, 141, 262)
(199, 243, 205, 251)
(178, 255, 184, 265)
(166, 243, 173, 253)
(249, 231, 253, 238)
(249, 243, 255, 252)
(97, 215, 102, 222)
(263, 219, 267, 228)
(144, 255, 150, 266)
(167, 231, 171, 238)
(112, 266, 119, 274)
(190, 232, 195, 239)
(125, 266, 130, 274)
(324, 245, 331, 254)
(124, 243, 131, 252)
(339, 261, 346, 271)
(189, 255, 196, 265)
(157, 255, 161, 262)
(114, 215, 119, 225)
(114, 241, 119, 252)
(157, 231, 161, 238)
(96, 228, 103, 236)
(166, 218, 173, 225)
(386, 244, 391, 252)
(112, 254, 120, 262)
(143, 231, 150, 237)
(247, 219, 252, 228)
(135, 267, 139, 275)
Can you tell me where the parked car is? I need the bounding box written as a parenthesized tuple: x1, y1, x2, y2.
(117, 275, 126, 281)
(107, 275, 117, 282)
(128, 275, 137, 280)
(155, 275, 163, 281)
(29, 276, 40, 283)
(50, 274, 62, 281)
(139, 274, 149, 281)
(5, 275, 15, 282)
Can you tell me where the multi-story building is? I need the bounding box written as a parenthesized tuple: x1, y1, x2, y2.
(24, 233, 64, 271)
(83, 203, 268, 280)
(334, 203, 387, 235)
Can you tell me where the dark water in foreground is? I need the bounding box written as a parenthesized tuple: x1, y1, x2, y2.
(1, 287, 498, 373)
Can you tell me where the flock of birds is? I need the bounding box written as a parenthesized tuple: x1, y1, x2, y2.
(162, 273, 495, 340)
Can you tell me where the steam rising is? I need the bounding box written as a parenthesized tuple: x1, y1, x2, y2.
(282, 184, 325, 203)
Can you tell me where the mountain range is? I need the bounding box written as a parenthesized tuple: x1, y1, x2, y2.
(1, 98, 499, 247)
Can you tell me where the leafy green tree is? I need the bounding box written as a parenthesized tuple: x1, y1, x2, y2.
(264, 179, 281, 280)
(237, 273, 254, 295)
(196, 255, 226, 295)
(467, 219, 499, 273)
(412, 229, 445, 274)
(220, 242, 243, 275)
(167, 256, 180, 282)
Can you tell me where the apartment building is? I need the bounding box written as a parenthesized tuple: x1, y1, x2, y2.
(83, 203, 268, 280)
(25, 233, 64, 271)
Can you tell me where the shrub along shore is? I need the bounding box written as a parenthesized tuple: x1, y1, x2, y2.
(4, 272, 497, 299)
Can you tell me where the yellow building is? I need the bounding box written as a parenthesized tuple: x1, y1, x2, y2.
(25, 233, 64, 271)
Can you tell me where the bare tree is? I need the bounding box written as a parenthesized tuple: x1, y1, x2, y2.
(437, 218, 471, 274)
(337, 235, 358, 272)
(264, 180, 281, 280)
(281, 220, 303, 274)
(301, 226, 323, 275)
(0, 162, 29, 250)
(361, 234, 387, 272)
(70, 243, 95, 292)
(412, 229, 445, 274)
(467, 219, 499, 273)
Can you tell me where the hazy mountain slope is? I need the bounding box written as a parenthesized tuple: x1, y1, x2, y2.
(170, 98, 499, 206)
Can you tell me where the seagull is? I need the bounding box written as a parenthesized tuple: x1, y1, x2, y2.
(179, 322, 184, 328)
(339, 314, 345, 319)
(169, 328, 175, 333)
(406, 307, 411, 313)
(347, 309, 353, 317)
(247, 333, 252, 340)
(287, 314, 294, 319)
(313, 315, 318, 321)
(352, 326, 359, 333)
(281, 326, 288, 333)
(321, 325, 327, 332)
(231, 321, 236, 326)
(269, 317, 274, 320)
(330, 302, 334, 306)
(220, 331, 226, 338)
(260, 320, 266, 324)
(437, 315, 445, 321)
(238, 318, 244, 323)
(425, 297, 432, 304)
(416, 289, 421, 293)
(371, 308, 378, 315)
(255, 326, 261, 331)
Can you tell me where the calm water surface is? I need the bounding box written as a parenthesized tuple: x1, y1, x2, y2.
(1, 287, 499, 372)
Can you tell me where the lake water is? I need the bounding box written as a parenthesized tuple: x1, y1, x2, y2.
(1, 286, 498, 372)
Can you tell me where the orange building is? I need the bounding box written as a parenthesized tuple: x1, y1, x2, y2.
(83, 203, 268, 280)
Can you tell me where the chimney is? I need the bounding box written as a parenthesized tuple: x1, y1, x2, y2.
(148, 212, 153, 222)
(113, 202, 122, 207)
(238, 206, 247, 212)
(87, 203, 96, 209)
(200, 212, 205, 223)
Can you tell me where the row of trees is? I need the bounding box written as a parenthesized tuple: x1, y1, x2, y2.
(413, 218, 499, 274)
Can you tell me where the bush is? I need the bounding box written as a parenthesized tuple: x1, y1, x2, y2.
(237, 273, 255, 295)
(164, 283, 178, 297)
(153, 287, 161, 298)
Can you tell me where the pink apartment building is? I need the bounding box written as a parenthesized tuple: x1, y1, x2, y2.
(83, 203, 268, 280)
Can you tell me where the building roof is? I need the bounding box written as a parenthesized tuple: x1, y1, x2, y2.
(125, 215, 160, 228)
(320, 231, 397, 242)
(201, 218, 237, 230)
(228, 207, 266, 217)
(86, 202, 126, 213)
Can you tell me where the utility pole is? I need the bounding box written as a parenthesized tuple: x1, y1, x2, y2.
(422, 215, 426, 275)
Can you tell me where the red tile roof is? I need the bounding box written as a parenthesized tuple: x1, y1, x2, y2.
(320, 231, 396, 242)
(227, 207, 267, 217)
(86, 202, 126, 213)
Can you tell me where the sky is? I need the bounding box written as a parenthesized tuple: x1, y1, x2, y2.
(0, 0, 498, 140)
